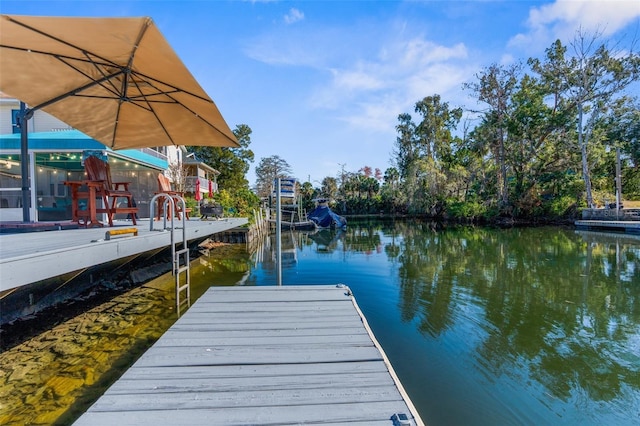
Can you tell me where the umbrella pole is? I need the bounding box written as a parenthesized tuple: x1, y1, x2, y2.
(19, 102, 32, 222)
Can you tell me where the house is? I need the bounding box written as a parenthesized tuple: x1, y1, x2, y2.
(0, 94, 220, 222)
(182, 152, 220, 199)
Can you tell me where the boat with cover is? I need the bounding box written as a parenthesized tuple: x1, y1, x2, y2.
(308, 199, 347, 229)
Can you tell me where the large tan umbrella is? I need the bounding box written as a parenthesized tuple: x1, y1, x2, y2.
(0, 14, 239, 220)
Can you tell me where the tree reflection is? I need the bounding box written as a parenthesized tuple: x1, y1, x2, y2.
(342, 221, 383, 254)
(307, 229, 345, 253)
(392, 222, 640, 402)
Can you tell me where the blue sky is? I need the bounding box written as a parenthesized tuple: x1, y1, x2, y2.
(2, 1, 639, 186)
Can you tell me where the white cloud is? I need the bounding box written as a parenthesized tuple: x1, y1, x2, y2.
(284, 8, 304, 25)
(309, 35, 472, 133)
(244, 18, 478, 170)
(510, 0, 640, 51)
(244, 33, 323, 67)
(331, 67, 386, 92)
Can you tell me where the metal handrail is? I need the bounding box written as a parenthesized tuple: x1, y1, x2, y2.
(148, 192, 190, 316)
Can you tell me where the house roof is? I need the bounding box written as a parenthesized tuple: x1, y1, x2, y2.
(183, 157, 220, 175)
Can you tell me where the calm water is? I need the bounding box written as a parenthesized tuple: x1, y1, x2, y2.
(196, 220, 639, 426)
(2, 220, 639, 425)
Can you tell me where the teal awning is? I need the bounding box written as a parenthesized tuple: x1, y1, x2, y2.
(0, 130, 168, 169)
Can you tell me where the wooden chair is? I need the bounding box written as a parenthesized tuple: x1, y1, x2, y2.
(84, 156, 138, 227)
(155, 173, 190, 221)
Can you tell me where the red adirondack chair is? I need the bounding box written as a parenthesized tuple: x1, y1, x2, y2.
(155, 173, 190, 220)
(84, 156, 138, 226)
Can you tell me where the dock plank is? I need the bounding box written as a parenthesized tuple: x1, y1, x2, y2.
(131, 345, 383, 367)
(88, 384, 404, 411)
(73, 285, 423, 426)
(187, 299, 352, 313)
(160, 327, 369, 340)
(156, 333, 373, 347)
(74, 402, 413, 425)
(116, 361, 390, 380)
(104, 371, 396, 394)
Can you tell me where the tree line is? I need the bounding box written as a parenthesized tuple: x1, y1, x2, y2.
(191, 31, 639, 223)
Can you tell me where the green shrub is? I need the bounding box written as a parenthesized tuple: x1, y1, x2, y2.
(446, 199, 487, 219)
(542, 195, 579, 217)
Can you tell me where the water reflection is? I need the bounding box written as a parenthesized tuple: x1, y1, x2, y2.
(307, 229, 344, 252)
(387, 223, 639, 425)
(248, 221, 639, 424)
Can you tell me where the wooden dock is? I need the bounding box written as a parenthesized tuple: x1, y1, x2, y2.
(575, 220, 640, 234)
(73, 285, 423, 425)
(0, 218, 247, 292)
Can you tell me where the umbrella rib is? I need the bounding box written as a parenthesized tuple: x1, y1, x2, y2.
(111, 18, 152, 147)
(128, 75, 181, 146)
(22, 70, 127, 114)
(124, 69, 236, 144)
(79, 50, 128, 96)
(55, 54, 128, 100)
(130, 70, 214, 103)
(0, 46, 134, 108)
(0, 45, 117, 69)
(1, 16, 124, 70)
(140, 85, 235, 146)
(0, 44, 127, 99)
(1, 15, 138, 114)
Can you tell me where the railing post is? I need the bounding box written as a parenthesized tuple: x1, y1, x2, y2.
(276, 178, 282, 286)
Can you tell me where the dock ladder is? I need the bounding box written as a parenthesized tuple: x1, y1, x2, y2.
(149, 193, 191, 316)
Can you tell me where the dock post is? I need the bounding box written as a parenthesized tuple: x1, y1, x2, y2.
(276, 178, 282, 286)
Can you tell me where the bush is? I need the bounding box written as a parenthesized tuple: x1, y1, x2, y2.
(542, 195, 581, 218)
(184, 196, 200, 216)
(445, 199, 488, 219)
(213, 188, 260, 224)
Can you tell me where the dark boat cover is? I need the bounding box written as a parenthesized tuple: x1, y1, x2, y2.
(308, 205, 347, 228)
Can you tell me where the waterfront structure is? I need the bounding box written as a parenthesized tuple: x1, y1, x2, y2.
(73, 285, 423, 425)
(0, 95, 219, 222)
(0, 218, 248, 324)
(183, 152, 220, 200)
(0, 94, 176, 221)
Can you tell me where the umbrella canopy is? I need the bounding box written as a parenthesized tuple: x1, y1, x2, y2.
(0, 14, 239, 149)
(208, 179, 213, 198)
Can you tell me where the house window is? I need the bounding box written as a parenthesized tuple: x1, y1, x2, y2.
(0, 154, 23, 208)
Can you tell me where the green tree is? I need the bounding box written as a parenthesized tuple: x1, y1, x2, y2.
(465, 63, 521, 207)
(414, 95, 463, 163)
(393, 95, 462, 215)
(381, 167, 402, 213)
(600, 96, 640, 199)
(214, 188, 260, 220)
(254, 155, 293, 198)
(299, 181, 319, 212)
(530, 33, 640, 207)
(320, 176, 339, 201)
(393, 113, 419, 211)
(505, 73, 574, 215)
(187, 124, 255, 192)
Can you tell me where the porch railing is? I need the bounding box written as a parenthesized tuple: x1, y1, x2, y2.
(184, 176, 217, 194)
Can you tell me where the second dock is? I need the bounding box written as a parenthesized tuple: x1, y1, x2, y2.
(73, 285, 423, 425)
